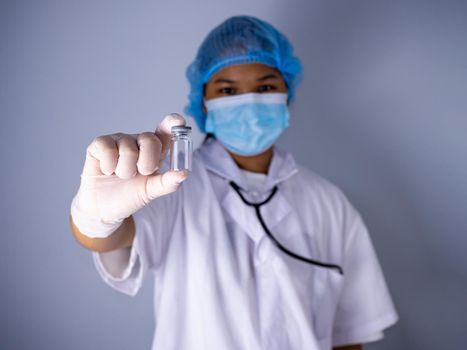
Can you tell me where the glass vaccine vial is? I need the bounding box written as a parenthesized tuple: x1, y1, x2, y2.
(170, 125, 192, 172)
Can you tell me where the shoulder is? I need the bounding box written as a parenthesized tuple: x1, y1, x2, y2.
(292, 164, 351, 204)
(282, 162, 361, 230)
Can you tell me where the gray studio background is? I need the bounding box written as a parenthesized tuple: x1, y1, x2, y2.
(1, 0, 466, 349)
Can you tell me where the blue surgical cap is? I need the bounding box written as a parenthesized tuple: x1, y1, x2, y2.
(184, 15, 303, 133)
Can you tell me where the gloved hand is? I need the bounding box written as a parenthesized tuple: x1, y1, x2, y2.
(71, 113, 188, 238)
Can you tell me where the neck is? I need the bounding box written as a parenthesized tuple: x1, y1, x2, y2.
(228, 147, 274, 174)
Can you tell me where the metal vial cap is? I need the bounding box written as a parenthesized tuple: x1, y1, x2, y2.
(171, 125, 192, 133)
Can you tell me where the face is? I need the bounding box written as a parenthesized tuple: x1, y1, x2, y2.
(202, 63, 289, 172)
(203, 63, 288, 102)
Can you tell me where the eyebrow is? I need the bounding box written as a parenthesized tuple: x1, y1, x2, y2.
(213, 73, 280, 84)
(256, 74, 279, 82)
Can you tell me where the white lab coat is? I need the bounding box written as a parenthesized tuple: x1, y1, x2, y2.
(94, 138, 398, 350)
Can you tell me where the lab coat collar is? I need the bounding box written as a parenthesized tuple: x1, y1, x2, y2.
(197, 138, 299, 191)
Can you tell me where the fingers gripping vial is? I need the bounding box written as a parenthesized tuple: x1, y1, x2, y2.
(170, 126, 193, 172)
(71, 115, 191, 239)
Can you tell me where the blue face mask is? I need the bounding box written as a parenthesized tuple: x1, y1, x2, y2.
(204, 93, 289, 156)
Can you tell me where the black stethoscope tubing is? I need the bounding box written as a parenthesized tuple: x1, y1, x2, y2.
(229, 181, 344, 275)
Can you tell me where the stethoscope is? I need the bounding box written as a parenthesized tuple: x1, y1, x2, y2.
(229, 181, 344, 275)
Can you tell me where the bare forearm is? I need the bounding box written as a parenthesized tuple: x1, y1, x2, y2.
(334, 345, 362, 350)
(70, 215, 135, 252)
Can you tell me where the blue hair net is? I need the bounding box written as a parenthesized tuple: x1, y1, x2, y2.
(184, 15, 303, 133)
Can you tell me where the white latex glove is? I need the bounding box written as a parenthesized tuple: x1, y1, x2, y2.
(71, 113, 188, 238)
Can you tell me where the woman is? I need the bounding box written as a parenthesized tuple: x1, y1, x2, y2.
(70, 16, 398, 350)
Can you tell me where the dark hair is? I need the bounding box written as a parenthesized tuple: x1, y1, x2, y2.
(203, 133, 215, 143)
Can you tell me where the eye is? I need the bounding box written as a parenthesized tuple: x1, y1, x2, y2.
(257, 84, 276, 93)
(219, 87, 236, 95)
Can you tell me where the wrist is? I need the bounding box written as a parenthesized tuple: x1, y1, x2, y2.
(70, 194, 123, 238)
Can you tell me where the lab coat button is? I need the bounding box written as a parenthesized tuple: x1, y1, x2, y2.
(250, 191, 259, 198)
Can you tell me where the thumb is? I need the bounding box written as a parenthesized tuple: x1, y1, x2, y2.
(145, 170, 189, 200)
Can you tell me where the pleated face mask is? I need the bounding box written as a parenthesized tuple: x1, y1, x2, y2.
(204, 93, 289, 156)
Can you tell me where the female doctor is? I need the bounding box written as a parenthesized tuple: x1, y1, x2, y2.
(70, 16, 398, 350)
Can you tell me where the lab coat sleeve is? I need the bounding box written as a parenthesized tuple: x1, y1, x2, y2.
(93, 235, 143, 296)
(331, 211, 399, 347)
(92, 191, 178, 296)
